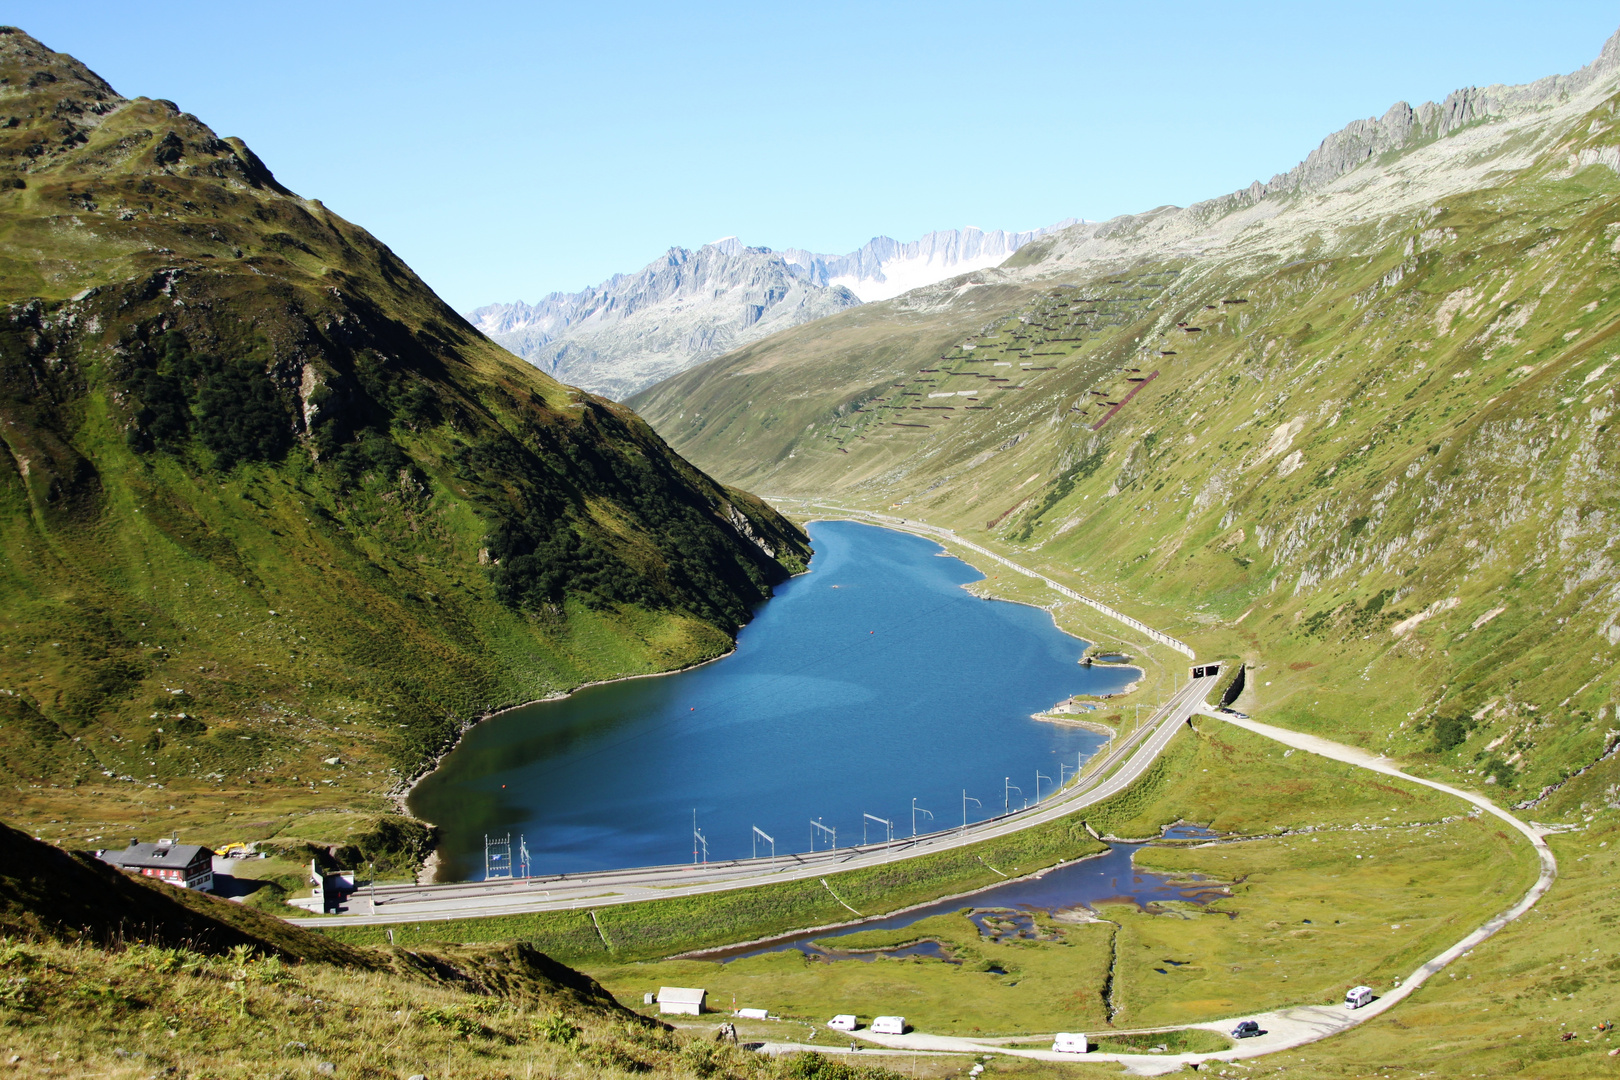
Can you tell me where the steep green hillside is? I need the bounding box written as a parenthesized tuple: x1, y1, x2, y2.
(632, 45, 1620, 805)
(0, 27, 809, 850)
(0, 823, 925, 1080)
(625, 45, 1620, 1071)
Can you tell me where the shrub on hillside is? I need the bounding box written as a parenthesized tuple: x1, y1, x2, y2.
(123, 330, 292, 468)
(194, 357, 292, 468)
(1429, 715, 1474, 753)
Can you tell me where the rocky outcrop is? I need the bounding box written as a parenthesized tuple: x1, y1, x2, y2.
(1192, 26, 1620, 218)
(1014, 26, 1620, 285)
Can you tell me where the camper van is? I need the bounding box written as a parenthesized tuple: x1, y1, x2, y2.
(828, 1015, 858, 1031)
(1345, 985, 1375, 1009)
(1051, 1033, 1090, 1054)
(871, 1016, 907, 1035)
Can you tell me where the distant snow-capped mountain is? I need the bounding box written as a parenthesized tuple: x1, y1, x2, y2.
(782, 223, 1077, 302)
(466, 243, 860, 401)
(467, 222, 1074, 398)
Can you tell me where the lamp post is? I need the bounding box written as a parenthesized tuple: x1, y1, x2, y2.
(961, 790, 981, 834)
(1004, 777, 1022, 815)
(912, 799, 933, 838)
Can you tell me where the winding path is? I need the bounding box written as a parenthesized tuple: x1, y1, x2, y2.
(838, 710, 1559, 1075)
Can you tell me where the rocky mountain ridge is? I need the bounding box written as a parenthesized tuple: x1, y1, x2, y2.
(468, 224, 1071, 398)
(466, 242, 861, 399)
(993, 26, 1620, 285)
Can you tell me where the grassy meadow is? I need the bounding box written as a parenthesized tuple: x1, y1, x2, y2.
(576, 724, 1531, 1038)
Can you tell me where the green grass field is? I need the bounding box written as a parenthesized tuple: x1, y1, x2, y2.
(577, 724, 1531, 1038)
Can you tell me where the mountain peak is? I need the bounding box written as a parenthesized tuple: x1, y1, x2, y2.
(468, 222, 1071, 396)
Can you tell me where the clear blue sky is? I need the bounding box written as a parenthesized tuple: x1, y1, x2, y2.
(11, 3, 1619, 310)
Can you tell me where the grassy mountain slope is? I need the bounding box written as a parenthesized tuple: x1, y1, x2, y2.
(0, 824, 922, 1080)
(0, 27, 809, 854)
(631, 39, 1620, 806)
(0, 821, 366, 963)
(623, 43, 1620, 1072)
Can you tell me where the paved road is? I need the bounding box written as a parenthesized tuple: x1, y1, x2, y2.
(837, 709, 1559, 1075)
(292, 673, 1220, 928)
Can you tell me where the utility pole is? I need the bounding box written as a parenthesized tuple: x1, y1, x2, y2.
(863, 814, 895, 859)
(752, 826, 775, 864)
(1004, 777, 1022, 815)
(1036, 771, 1051, 802)
(912, 799, 933, 838)
(810, 818, 836, 852)
(692, 812, 709, 865)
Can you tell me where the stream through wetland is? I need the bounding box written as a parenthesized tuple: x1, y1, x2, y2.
(704, 833, 1231, 964)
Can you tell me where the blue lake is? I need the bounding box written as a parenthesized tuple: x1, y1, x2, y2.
(409, 520, 1139, 880)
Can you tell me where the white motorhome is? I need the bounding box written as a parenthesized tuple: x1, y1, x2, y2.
(871, 1016, 907, 1035)
(1345, 985, 1375, 1009)
(828, 1015, 859, 1031)
(1052, 1033, 1090, 1054)
(736, 1008, 768, 1020)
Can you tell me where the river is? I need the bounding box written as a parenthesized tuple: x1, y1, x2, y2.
(408, 520, 1139, 879)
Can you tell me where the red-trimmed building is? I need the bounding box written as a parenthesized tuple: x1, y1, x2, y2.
(98, 838, 214, 891)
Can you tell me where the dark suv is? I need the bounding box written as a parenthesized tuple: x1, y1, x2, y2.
(1231, 1021, 1262, 1039)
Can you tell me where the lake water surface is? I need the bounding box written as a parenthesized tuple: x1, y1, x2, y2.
(410, 521, 1138, 879)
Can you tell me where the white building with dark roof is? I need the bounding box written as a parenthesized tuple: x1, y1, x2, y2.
(656, 987, 706, 1015)
(98, 838, 213, 891)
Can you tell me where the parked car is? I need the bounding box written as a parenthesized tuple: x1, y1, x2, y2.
(1345, 985, 1375, 1009)
(828, 1015, 859, 1031)
(1231, 1020, 1262, 1039)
